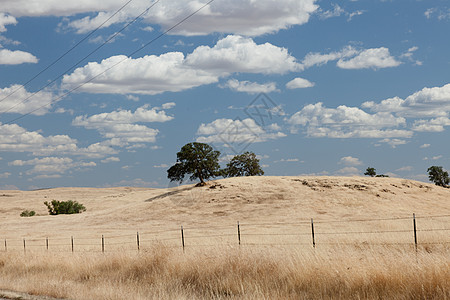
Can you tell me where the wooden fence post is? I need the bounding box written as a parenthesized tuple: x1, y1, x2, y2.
(71, 236, 74, 253)
(137, 232, 140, 251)
(23, 238, 26, 254)
(413, 213, 417, 252)
(102, 235, 105, 253)
(181, 226, 185, 252)
(311, 218, 316, 248)
(46, 237, 48, 251)
(237, 221, 241, 245)
(4, 239, 6, 252)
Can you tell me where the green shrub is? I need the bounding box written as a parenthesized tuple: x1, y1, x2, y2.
(44, 200, 86, 215)
(20, 210, 36, 217)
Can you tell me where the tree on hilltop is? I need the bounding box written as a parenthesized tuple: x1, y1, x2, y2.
(222, 151, 264, 177)
(427, 166, 449, 187)
(167, 142, 220, 185)
(364, 167, 376, 177)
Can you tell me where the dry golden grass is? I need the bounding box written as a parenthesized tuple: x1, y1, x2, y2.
(0, 176, 449, 299)
(0, 244, 448, 299)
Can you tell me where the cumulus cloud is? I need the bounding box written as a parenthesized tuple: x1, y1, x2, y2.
(62, 35, 301, 95)
(196, 118, 286, 145)
(0, 85, 55, 115)
(335, 166, 360, 176)
(420, 143, 431, 148)
(378, 138, 408, 148)
(336, 47, 401, 69)
(0, 49, 38, 65)
(9, 156, 96, 176)
(362, 83, 450, 118)
(287, 102, 411, 138)
(286, 77, 315, 89)
(0, 123, 116, 158)
(221, 79, 278, 94)
(0, 0, 318, 36)
(184, 35, 302, 75)
(0, 13, 17, 32)
(72, 105, 172, 147)
(339, 156, 362, 166)
(101, 157, 120, 163)
(302, 46, 404, 70)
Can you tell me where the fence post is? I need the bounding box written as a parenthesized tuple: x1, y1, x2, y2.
(71, 236, 74, 253)
(311, 218, 316, 248)
(102, 235, 105, 253)
(181, 226, 185, 252)
(413, 213, 417, 252)
(4, 239, 6, 252)
(46, 237, 48, 251)
(137, 232, 140, 251)
(237, 221, 241, 245)
(23, 238, 26, 254)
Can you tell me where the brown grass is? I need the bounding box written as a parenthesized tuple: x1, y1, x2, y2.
(0, 244, 448, 299)
(0, 176, 449, 299)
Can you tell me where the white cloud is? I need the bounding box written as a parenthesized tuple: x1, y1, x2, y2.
(412, 117, 450, 132)
(335, 167, 360, 176)
(0, 123, 116, 158)
(275, 158, 301, 163)
(301, 46, 358, 69)
(64, 0, 318, 36)
(196, 118, 286, 145)
(339, 156, 362, 166)
(424, 7, 450, 20)
(362, 83, 450, 118)
(337, 47, 401, 69)
(153, 164, 169, 168)
(0, 172, 11, 179)
(101, 157, 120, 163)
(161, 102, 176, 109)
(423, 155, 442, 161)
(420, 143, 430, 148)
(286, 77, 315, 89)
(0, 85, 56, 115)
(185, 35, 302, 75)
(396, 166, 413, 172)
(0, 49, 38, 65)
(0, 13, 17, 32)
(318, 4, 345, 19)
(378, 138, 407, 148)
(9, 157, 96, 176)
(221, 79, 278, 94)
(0, 0, 318, 36)
(63, 35, 300, 95)
(287, 102, 411, 138)
(72, 105, 171, 147)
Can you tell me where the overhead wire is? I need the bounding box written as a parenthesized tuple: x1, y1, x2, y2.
(0, 0, 135, 104)
(1, 0, 161, 117)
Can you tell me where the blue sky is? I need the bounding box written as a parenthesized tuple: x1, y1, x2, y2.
(0, 0, 449, 190)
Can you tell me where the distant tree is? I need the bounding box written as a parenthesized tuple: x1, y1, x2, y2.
(364, 167, 376, 177)
(375, 174, 389, 178)
(167, 142, 221, 185)
(427, 166, 449, 187)
(222, 151, 264, 177)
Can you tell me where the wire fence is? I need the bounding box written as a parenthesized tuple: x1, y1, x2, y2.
(2, 213, 449, 254)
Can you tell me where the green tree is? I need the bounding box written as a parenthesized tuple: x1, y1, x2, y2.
(364, 167, 376, 177)
(44, 200, 86, 215)
(222, 151, 264, 177)
(167, 142, 221, 185)
(427, 166, 449, 187)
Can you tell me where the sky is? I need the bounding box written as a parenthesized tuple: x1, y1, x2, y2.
(0, 0, 449, 190)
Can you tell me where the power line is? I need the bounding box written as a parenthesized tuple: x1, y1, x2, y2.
(3, 0, 215, 125)
(0, 0, 135, 105)
(0, 0, 161, 116)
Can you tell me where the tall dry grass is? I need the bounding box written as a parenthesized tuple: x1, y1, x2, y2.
(0, 244, 448, 299)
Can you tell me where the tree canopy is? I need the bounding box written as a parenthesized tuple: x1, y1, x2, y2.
(364, 167, 376, 177)
(427, 166, 449, 187)
(167, 142, 221, 185)
(222, 151, 264, 177)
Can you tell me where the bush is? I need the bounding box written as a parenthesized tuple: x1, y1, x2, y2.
(44, 200, 86, 215)
(20, 210, 36, 217)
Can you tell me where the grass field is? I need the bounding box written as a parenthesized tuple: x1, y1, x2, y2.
(0, 176, 449, 299)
